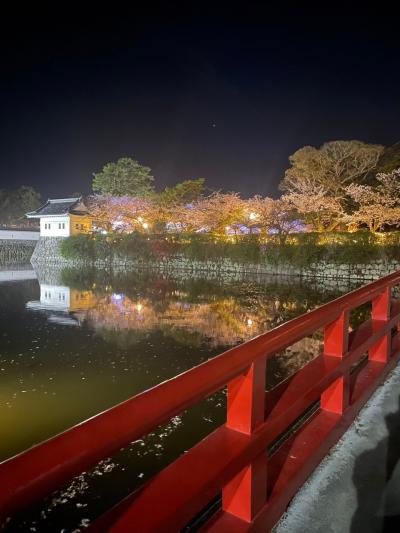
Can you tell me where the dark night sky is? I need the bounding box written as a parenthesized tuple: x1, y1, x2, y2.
(1, 4, 399, 199)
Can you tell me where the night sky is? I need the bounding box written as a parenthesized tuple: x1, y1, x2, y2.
(1, 5, 399, 199)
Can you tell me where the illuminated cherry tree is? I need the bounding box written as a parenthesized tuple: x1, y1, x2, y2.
(345, 169, 400, 232)
(281, 140, 383, 198)
(282, 181, 345, 232)
(87, 194, 152, 233)
(246, 196, 300, 243)
(186, 192, 247, 235)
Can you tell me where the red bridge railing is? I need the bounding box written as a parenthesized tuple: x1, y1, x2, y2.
(2, 271, 400, 531)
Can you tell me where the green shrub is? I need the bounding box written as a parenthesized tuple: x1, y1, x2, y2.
(228, 235, 262, 263)
(60, 235, 94, 260)
(264, 233, 324, 267)
(179, 234, 224, 261)
(115, 232, 155, 261)
(92, 234, 115, 261)
(60, 230, 400, 268)
(177, 234, 262, 263)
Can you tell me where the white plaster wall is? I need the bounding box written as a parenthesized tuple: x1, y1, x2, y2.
(0, 230, 39, 241)
(40, 284, 71, 309)
(40, 217, 70, 237)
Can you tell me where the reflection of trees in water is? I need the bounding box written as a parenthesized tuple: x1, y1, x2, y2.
(68, 273, 342, 378)
(269, 335, 324, 388)
(63, 268, 370, 381)
(62, 268, 343, 309)
(83, 295, 265, 348)
(65, 267, 353, 381)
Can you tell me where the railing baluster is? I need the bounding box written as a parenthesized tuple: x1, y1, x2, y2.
(369, 287, 391, 363)
(321, 310, 350, 414)
(324, 310, 349, 357)
(371, 286, 391, 321)
(226, 356, 266, 433)
(223, 356, 267, 521)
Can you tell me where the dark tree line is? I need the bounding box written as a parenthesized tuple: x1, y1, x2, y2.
(0, 186, 41, 227)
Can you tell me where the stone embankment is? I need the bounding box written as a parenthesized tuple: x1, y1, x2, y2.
(0, 240, 37, 264)
(30, 237, 400, 283)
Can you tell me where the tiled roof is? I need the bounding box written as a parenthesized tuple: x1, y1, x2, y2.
(26, 198, 85, 218)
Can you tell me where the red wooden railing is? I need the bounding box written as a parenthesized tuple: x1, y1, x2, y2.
(2, 271, 400, 531)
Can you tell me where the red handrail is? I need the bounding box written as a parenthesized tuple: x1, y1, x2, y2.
(2, 270, 400, 531)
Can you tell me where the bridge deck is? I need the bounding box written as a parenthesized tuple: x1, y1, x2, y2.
(276, 363, 400, 533)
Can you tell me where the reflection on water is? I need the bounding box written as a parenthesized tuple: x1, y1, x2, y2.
(0, 266, 365, 531)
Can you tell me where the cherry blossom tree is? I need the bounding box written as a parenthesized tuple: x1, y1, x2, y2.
(186, 192, 247, 236)
(281, 140, 383, 198)
(282, 181, 345, 232)
(345, 169, 400, 232)
(246, 196, 300, 243)
(87, 194, 152, 233)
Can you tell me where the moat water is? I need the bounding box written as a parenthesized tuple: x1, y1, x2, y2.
(0, 264, 366, 531)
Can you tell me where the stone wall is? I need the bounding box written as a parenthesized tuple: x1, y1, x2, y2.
(30, 236, 70, 265)
(30, 236, 400, 282)
(34, 263, 364, 296)
(0, 240, 37, 264)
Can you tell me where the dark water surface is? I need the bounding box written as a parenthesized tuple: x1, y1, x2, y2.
(0, 265, 364, 531)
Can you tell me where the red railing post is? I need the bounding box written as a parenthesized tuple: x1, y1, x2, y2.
(222, 356, 267, 521)
(321, 310, 350, 414)
(369, 286, 391, 363)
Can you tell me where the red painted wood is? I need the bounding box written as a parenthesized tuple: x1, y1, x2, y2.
(266, 354, 342, 421)
(224, 357, 267, 521)
(348, 318, 377, 353)
(200, 511, 250, 533)
(350, 360, 386, 404)
(2, 270, 400, 531)
(369, 333, 391, 362)
(369, 287, 392, 362)
(105, 426, 254, 533)
(324, 310, 349, 357)
(226, 357, 266, 435)
(321, 311, 350, 413)
(321, 375, 349, 414)
(205, 349, 400, 533)
(372, 286, 391, 321)
(222, 452, 268, 522)
(88, 356, 348, 531)
(106, 346, 400, 532)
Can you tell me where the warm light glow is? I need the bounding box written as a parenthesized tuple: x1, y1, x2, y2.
(247, 318, 253, 326)
(142, 222, 149, 229)
(248, 212, 258, 220)
(112, 293, 123, 301)
(137, 303, 143, 311)
(138, 216, 144, 223)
